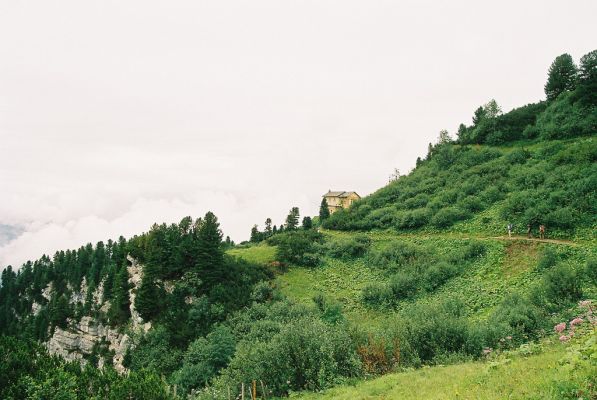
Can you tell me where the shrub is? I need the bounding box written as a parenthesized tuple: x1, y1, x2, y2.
(398, 299, 484, 363)
(389, 272, 419, 300)
(536, 247, 558, 271)
(325, 234, 371, 260)
(396, 208, 432, 229)
(430, 207, 470, 228)
(541, 264, 583, 306)
(366, 241, 425, 271)
(585, 258, 597, 284)
(423, 262, 458, 291)
(275, 231, 324, 266)
(219, 317, 361, 397)
(492, 294, 543, 340)
(362, 283, 392, 306)
(173, 326, 236, 393)
(250, 281, 273, 303)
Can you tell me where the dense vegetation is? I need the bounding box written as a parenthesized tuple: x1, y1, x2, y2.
(323, 50, 596, 236)
(0, 50, 595, 399)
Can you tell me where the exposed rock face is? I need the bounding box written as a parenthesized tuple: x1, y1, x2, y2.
(47, 316, 130, 373)
(127, 255, 151, 332)
(45, 255, 149, 373)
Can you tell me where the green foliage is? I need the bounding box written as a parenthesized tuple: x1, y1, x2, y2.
(544, 53, 578, 101)
(0, 336, 173, 400)
(492, 293, 543, 340)
(319, 198, 331, 221)
(173, 326, 236, 393)
(274, 230, 324, 266)
(325, 234, 371, 260)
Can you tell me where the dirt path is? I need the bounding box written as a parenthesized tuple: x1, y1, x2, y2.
(487, 235, 576, 246)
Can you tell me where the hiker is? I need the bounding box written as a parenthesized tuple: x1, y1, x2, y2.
(507, 223, 513, 238)
(527, 224, 532, 239)
(539, 224, 546, 239)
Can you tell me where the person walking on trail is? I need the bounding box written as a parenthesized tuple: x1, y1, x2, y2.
(539, 224, 546, 240)
(507, 223, 513, 238)
(527, 224, 532, 239)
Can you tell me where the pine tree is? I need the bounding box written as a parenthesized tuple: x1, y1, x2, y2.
(545, 53, 578, 101)
(108, 264, 131, 325)
(575, 49, 597, 106)
(135, 275, 162, 321)
(285, 207, 300, 230)
(264, 218, 272, 237)
(250, 225, 260, 243)
(302, 216, 313, 230)
(196, 211, 224, 287)
(319, 198, 330, 221)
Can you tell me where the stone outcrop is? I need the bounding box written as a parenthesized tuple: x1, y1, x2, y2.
(47, 316, 130, 373)
(45, 254, 149, 373)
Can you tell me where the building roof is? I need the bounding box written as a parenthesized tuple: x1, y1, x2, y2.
(324, 190, 360, 198)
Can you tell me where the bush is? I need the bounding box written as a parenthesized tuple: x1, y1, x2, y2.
(366, 241, 425, 271)
(275, 231, 324, 266)
(536, 247, 558, 271)
(423, 262, 458, 291)
(430, 207, 470, 228)
(326, 234, 371, 260)
(389, 272, 419, 300)
(492, 294, 543, 340)
(540, 264, 583, 307)
(362, 283, 392, 306)
(398, 299, 484, 363)
(585, 258, 597, 284)
(219, 317, 361, 397)
(173, 326, 236, 394)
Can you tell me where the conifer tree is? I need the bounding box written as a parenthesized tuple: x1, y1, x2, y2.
(319, 198, 330, 221)
(302, 216, 313, 230)
(285, 207, 300, 230)
(575, 49, 597, 106)
(545, 53, 578, 101)
(196, 211, 224, 287)
(108, 264, 131, 325)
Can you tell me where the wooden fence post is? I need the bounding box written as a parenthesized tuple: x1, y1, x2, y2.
(260, 380, 267, 400)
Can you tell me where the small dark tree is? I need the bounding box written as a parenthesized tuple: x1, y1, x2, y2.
(545, 53, 578, 101)
(575, 49, 597, 106)
(302, 216, 313, 230)
(285, 207, 300, 230)
(319, 198, 330, 221)
(250, 225, 259, 243)
(196, 211, 225, 287)
(108, 264, 131, 325)
(264, 218, 273, 237)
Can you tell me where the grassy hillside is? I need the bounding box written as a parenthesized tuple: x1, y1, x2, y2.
(323, 138, 596, 241)
(290, 327, 596, 400)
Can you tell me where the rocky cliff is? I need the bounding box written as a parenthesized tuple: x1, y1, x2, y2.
(45, 255, 150, 372)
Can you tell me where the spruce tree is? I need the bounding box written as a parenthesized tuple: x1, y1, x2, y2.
(285, 207, 300, 230)
(302, 216, 313, 229)
(319, 198, 330, 221)
(545, 53, 578, 101)
(108, 264, 131, 325)
(196, 212, 224, 288)
(575, 49, 597, 106)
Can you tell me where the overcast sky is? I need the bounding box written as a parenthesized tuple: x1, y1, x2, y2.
(0, 0, 595, 268)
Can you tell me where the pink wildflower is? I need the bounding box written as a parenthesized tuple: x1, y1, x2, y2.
(506, 336, 512, 340)
(570, 317, 584, 326)
(579, 300, 592, 309)
(559, 335, 570, 342)
(554, 322, 566, 333)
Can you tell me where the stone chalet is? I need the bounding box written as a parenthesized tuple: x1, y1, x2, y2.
(323, 190, 361, 214)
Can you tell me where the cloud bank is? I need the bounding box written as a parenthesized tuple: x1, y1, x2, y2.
(1, 0, 596, 268)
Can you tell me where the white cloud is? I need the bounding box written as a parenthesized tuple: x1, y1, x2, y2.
(1, 0, 596, 267)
